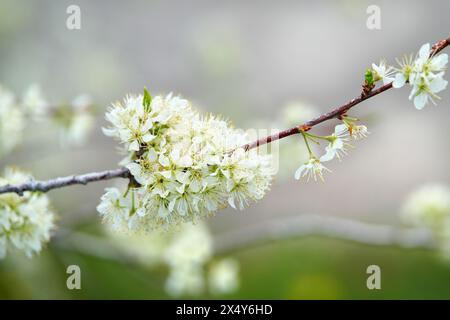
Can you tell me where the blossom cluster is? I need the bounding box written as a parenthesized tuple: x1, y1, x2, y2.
(0, 167, 55, 259)
(372, 43, 448, 109)
(99, 90, 274, 231)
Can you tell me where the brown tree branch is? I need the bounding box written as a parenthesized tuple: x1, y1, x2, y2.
(0, 37, 449, 195)
(242, 36, 450, 151)
(0, 168, 129, 196)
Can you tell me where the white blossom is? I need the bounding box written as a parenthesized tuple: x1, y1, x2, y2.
(294, 157, 330, 182)
(340, 120, 369, 141)
(408, 72, 448, 110)
(0, 167, 55, 258)
(413, 43, 448, 78)
(320, 124, 351, 162)
(393, 54, 415, 89)
(372, 61, 395, 85)
(99, 92, 274, 231)
(96, 187, 132, 231)
(349, 124, 369, 140)
(393, 43, 448, 109)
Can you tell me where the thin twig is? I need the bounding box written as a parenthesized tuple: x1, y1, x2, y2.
(0, 167, 129, 195)
(0, 37, 449, 195)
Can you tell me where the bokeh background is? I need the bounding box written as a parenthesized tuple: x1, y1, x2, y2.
(1, 0, 450, 299)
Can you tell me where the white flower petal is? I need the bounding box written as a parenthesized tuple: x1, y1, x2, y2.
(429, 77, 448, 93)
(419, 43, 430, 60)
(393, 73, 407, 89)
(414, 93, 428, 110)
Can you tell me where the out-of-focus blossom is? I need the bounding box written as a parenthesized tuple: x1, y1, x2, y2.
(0, 86, 25, 158)
(401, 184, 450, 229)
(105, 221, 240, 297)
(22, 84, 49, 119)
(0, 167, 55, 258)
(401, 184, 450, 260)
(208, 258, 239, 295)
(55, 94, 95, 146)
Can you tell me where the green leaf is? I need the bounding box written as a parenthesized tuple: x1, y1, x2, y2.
(365, 69, 374, 86)
(143, 87, 152, 111)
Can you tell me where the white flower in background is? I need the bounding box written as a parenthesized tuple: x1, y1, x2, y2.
(401, 184, 450, 230)
(99, 91, 274, 231)
(0, 167, 55, 259)
(320, 124, 351, 162)
(59, 112, 95, 146)
(280, 102, 318, 127)
(401, 184, 450, 260)
(208, 258, 239, 295)
(165, 265, 205, 297)
(105, 221, 240, 296)
(104, 226, 168, 267)
(372, 61, 395, 85)
(56, 94, 95, 146)
(295, 157, 330, 182)
(2, 84, 95, 153)
(22, 84, 49, 119)
(0, 86, 25, 158)
(164, 222, 212, 268)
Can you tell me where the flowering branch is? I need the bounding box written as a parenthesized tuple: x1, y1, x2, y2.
(0, 36, 449, 197)
(243, 37, 450, 151)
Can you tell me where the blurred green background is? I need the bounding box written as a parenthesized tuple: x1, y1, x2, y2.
(2, 236, 450, 299)
(1, 0, 450, 299)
